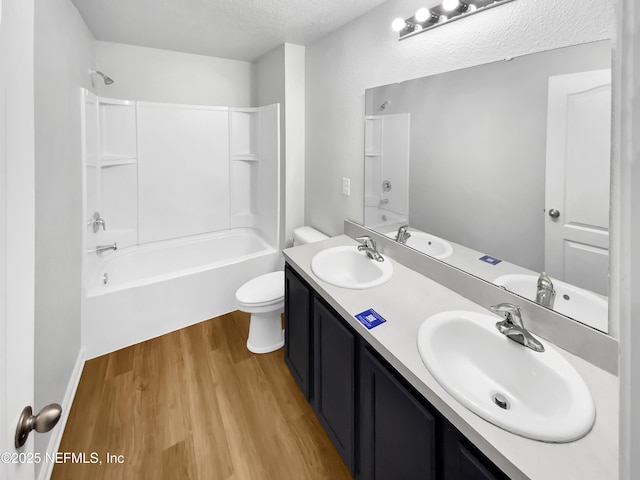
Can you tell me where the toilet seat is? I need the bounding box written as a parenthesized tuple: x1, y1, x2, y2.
(235, 271, 284, 309)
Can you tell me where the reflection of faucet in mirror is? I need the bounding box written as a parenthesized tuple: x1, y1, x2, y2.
(395, 225, 411, 245)
(356, 236, 385, 262)
(490, 303, 545, 353)
(536, 272, 556, 308)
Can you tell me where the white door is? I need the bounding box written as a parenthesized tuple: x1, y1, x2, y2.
(0, 0, 36, 479)
(544, 69, 611, 297)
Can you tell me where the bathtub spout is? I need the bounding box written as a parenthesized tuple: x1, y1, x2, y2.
(96, 242, 117, 254)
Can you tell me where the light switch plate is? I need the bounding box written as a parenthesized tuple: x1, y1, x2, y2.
(342, 177, 351, 196)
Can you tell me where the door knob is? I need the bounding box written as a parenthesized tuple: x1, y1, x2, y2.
(15, 404, 62, 448)
(548, 209, 560, 218)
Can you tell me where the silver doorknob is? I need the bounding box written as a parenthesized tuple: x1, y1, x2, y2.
(15, 404, 62, 448)
(548, 209, 560, 218)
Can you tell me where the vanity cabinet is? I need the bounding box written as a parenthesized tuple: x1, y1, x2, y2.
(284, 263, 510, 480)
(359, 345, 437, 480)
(284, 265, 312, 399)
(284, 265, 356, 472)
(313, 297, 356, 473)
(442, 425, 511, 480)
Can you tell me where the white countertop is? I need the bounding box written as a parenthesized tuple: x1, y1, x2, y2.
(283, 235, 619, 480)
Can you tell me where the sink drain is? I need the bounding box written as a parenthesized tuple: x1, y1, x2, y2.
(492, 393, 510, 410)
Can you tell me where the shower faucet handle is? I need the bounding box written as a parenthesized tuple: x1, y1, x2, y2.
(89, 211, 106, 233)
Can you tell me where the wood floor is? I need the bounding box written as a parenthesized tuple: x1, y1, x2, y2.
(52, 311, 352, 480)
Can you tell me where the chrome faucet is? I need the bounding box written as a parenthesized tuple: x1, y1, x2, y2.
(535, 272, 556, 308)
(490, 303, 545, 352)
(95, 242, 117, 255)
(356, 236, 384, 262)
(395, 225, 411, 245)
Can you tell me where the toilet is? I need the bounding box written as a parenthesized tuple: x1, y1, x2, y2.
(236, 226, 329, 353)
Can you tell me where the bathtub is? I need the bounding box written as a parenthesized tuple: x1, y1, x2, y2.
(82, 228, 281, 358)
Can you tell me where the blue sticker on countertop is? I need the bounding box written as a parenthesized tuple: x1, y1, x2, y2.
(355, 309, 387, 329)
(479, 255, 502, 265)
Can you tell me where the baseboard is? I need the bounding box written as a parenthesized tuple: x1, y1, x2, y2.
(38, 349, 86, 480)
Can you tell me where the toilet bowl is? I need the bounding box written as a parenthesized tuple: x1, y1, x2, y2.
(236, 271, 285, 354)
(236, 226, 329, 354)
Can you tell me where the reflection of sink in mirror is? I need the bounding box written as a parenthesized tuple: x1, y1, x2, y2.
(384, 229, 453, 260)
(363, 206, 407, 230)
(311, 246, 393, 289)
(494, 274, 608, 333)
(417, 310, 596, 443)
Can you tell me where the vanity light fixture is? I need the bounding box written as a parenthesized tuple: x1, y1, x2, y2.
(392, 0, 516, 40)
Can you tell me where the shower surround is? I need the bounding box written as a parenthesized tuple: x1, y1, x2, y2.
(81, 90, 280, 358)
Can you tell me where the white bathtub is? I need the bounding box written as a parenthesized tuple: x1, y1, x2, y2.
(82, 228, 281, 358)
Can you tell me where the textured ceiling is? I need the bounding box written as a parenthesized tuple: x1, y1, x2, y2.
(71, 0, 388, 62)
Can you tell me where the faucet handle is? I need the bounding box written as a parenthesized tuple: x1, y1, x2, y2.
(356, 235, 375, 249)
(490, 303, 522, 325)
(89, 211, 106, 233)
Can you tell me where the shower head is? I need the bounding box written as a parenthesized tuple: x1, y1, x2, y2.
(89, 69, 114, 85)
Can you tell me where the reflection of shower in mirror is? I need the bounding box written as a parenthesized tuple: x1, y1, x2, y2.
(364, 114, 410, 229)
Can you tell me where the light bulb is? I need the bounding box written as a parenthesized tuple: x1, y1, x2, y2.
(442, 0, 460, 11)
(415, 8, 430, 22)
(391, 17, 406, 32)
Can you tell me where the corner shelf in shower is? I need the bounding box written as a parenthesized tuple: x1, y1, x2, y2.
(100, 155, 137, 168)
(231, 154, 259, 162)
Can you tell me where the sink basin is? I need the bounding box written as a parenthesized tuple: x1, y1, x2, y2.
(493, 274, 608, 333)
(417, 311, 595, 443)
(311, 246, 393, 289)
(385, 229, 453, 259)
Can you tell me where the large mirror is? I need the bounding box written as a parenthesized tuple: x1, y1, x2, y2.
(363, 40, 612, 333)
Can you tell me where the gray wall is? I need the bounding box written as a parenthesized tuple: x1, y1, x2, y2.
(95, 41, 253, 106)
(305, 0, 614, 237)
(33, 0, 95, 471)
(254, 43, 307, 247)
(366, 41, 610, 271)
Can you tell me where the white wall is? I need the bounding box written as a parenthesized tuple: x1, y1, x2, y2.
(95, 42, 253, 106)
(33, 0, 95, 471)
(304, 0, 615, 238)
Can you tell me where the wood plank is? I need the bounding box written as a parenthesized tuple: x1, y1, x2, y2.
(52, 311, 352, 480)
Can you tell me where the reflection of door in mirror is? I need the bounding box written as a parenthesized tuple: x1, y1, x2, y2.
(364, 114, 410, 228)
(545, 69, 611, 297)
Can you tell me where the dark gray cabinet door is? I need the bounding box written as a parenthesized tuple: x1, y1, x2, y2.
(443, 421, 512, 480)
(284, 265, 312, 399)
(359, 346, 437, 480)
(313, 297, 356, 474)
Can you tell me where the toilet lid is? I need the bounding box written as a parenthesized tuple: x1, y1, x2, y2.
(236, 271, 285, 305)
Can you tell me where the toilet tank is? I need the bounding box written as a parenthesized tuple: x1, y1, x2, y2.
(293, 226, 329, 246)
